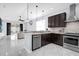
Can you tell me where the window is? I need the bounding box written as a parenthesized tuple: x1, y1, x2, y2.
(36, 20, 45, 31)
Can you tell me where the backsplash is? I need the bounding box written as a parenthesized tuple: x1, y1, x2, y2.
(64, 22, 79, 33)
(48, 27, 64, 33)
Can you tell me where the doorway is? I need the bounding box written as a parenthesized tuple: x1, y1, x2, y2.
(7, 23, 11, 35)
(20, 24, 23, 31)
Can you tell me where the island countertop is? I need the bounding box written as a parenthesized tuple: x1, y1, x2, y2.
(24, 31, 65, 35)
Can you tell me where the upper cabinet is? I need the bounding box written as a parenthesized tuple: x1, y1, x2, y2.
(48, 16, 55, 27)
(48, 12, 66, 27)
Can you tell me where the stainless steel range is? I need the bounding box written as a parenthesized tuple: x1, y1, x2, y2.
(64, 33, 79, 52)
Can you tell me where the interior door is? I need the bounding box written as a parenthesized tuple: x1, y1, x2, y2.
(7, 23, 11, 35)
(20, 24, 23, 31)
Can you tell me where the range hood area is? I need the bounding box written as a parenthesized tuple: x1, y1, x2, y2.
(66, 3, 79, 22)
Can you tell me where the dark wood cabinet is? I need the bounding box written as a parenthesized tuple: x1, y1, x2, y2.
(41, 34, 52, 46)
(41, 33, 63, 47)
(54, 15, 60, 27)
(41, 34, 46, 46)
(51, 16, 55, 27)
(51, 34, 63, 46)
(48, 17, 52, 27)
(59, 13, 66, 27)
(48, 16, 55, 27)
(32, 33, 64, 51)
(58, 34, 63, 46)
(48, 12, 66, 27)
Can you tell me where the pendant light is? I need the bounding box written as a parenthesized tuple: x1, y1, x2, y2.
(19, 16, 24, 22)
(26, 3, 33, 25)
(36, 5, 38, 21)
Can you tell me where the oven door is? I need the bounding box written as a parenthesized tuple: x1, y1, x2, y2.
(64, 36, 78, 46)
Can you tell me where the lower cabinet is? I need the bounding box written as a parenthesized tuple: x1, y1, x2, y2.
(41, 33, 63, 46)
(32, 33, 63, 51)
(51, 34, 63, 46)
(41, 34, 52, 46)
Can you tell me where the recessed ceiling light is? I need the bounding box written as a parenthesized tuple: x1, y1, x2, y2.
(36, 5, 38, 7)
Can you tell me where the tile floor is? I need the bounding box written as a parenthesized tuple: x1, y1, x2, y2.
(28, 44, 79, 56)
(0, 36, 79, 56)
(0, 36, 28, 56)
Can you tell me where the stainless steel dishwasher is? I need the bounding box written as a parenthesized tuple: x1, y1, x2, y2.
(32, 34, 41, 51)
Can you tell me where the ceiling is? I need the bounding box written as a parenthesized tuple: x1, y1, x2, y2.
(0, 3, 71, 22)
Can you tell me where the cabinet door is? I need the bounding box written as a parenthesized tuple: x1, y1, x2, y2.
(54, 34, 63, 46)
(41, 34, 46, 46)
(41, 34, 52, 46)
(45, 34, 52, 44)
(59, 13, 66, 27)
(48, 13, 66, 27)
(48, 17, 52, 27)
(51, 34, 58, 43)
(51, 16, 55, 27)
(54, 15, 60, 27)
(51, 34, 63, 46)
(48, 16, 55, 27)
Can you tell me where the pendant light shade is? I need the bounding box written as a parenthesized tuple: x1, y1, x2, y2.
(19, 16, 24, 22)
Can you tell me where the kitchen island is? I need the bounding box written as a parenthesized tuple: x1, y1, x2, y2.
(24, 31, 64, 52)
(24, 31, 52, 52)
